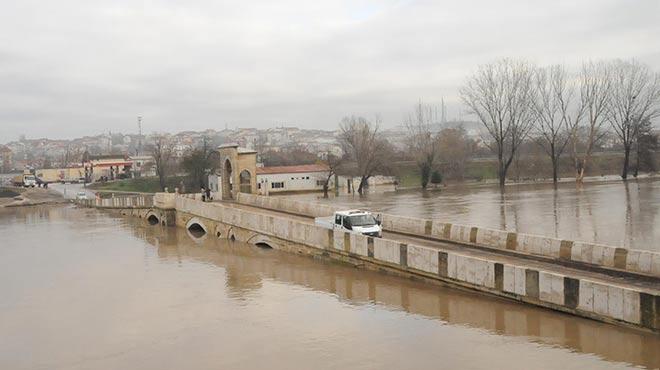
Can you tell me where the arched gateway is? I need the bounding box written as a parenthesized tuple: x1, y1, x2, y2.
(216, 144, 258, 200)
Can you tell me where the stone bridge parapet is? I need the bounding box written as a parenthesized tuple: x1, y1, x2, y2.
(235, 193, 660, 279)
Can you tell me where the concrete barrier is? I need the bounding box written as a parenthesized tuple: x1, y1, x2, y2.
(234, 193, 660, 278)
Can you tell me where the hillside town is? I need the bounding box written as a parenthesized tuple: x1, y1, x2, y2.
(0, 121, 484, 175)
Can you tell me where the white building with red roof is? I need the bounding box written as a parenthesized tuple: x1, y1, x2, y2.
(209, 163, 332, 195)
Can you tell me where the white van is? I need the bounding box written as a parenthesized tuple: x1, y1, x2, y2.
(315, 210, 382, 237)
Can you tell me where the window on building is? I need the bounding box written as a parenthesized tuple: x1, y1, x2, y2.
(271, 182, 285, 189)
(306, 176, 309, 179)
(316, 180, 324, 186)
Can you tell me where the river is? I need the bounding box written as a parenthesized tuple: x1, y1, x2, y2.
(300, 178, 660, 252)
(0, 205, 657, 370)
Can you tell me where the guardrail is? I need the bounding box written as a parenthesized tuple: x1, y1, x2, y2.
(76, 194, 154, 209)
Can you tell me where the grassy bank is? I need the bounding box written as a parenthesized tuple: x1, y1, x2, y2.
(88, 176, 187, 193)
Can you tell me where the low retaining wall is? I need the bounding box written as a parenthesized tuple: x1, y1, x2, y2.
(235, 193, 660, 278)
(179, 196, 659, 332)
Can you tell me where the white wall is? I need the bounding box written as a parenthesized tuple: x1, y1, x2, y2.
(210, 171, 333, 195)
(257, 171, 333, 194)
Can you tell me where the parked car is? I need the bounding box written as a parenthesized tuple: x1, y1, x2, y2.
(75, 191, 88, 200)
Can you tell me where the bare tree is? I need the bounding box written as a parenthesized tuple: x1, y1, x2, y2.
(151, 133, 173, 191)
(338, 116, 392, 194)
(633, 117, 658, 177)
(532, 65, 573, 183)
(460, 59, 536, 187)
(404, 101, 440, 189)
(318, 154, 343, 198)
(437, 126, 475, 181)
(606, 59, 660, 180)
(569, 61, 612, 184)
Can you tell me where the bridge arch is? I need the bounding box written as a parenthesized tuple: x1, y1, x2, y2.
(227, 227, 237, 242)
(186, 217, 208, 238)
(145, 211, 160, 226)
(247, 234, 277, 249)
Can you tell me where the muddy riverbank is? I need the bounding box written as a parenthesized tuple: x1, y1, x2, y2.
(0, 186, 67, 208)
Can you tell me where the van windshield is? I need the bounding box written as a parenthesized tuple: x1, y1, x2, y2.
(349, 214, 376, 227)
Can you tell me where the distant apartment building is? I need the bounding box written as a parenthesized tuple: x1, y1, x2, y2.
(0, 145, 13, 172)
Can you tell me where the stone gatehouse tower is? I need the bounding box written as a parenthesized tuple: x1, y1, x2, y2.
(217, 144, 257, 200)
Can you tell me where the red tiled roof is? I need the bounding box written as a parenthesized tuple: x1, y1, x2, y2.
(256, 164, 329, 175)
(88, 161, 133, 167)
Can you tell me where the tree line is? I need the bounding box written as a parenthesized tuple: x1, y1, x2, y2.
(461, 58, 660, 187)
(147, 58, 660, 194)
(325, 59, 660, 193)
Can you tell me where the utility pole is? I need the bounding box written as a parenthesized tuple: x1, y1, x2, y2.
(137, 116, 143, 156)
(441, 98, 447, 124)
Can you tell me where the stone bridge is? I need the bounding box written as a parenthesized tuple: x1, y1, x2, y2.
(76, 192, 660, 333)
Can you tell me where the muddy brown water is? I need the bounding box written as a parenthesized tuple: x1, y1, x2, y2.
(0, 206, 658, 370)
(300, 178, 660, 252)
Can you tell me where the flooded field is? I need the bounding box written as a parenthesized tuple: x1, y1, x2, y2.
(0, 205, 658, 370)
(303, 178, 660, 252)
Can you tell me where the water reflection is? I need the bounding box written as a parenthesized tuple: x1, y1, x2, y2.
(301, 178, 660, 251)
(1, 206, 658, 370)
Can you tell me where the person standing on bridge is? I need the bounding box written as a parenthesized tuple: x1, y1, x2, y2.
(201, 187, 206, 202)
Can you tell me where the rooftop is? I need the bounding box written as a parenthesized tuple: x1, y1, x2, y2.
(256, 164, 329, 175)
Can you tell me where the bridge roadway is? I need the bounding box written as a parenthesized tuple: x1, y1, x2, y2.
(216, 200, 660, 294)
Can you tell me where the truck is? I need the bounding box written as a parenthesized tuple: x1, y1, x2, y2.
(12, 174, 37, 188)
(315, 210, 383, 238)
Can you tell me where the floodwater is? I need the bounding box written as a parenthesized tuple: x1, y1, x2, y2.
(0, 206, 658, 370)
(306, 178, 660, 252)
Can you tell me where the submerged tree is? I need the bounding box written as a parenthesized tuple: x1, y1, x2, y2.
(606, 59, 660, 180)
(531, 65, 573, 183)
(569, 61, 612, 184)
(437, 126, 475, 181)
(318, 154, 343, 198)
(460, 58, 536, 187)
(633, 118, 659, 176)
(338, 116, 393, 194)
(403, 101, 440, 189)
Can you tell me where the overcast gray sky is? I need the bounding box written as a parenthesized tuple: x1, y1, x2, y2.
(1, 0, 659, 141)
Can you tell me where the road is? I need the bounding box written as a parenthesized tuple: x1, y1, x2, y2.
(217, 200, 660, 294)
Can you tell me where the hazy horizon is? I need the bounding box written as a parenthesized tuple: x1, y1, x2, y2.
(1, 0, 659, 142)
